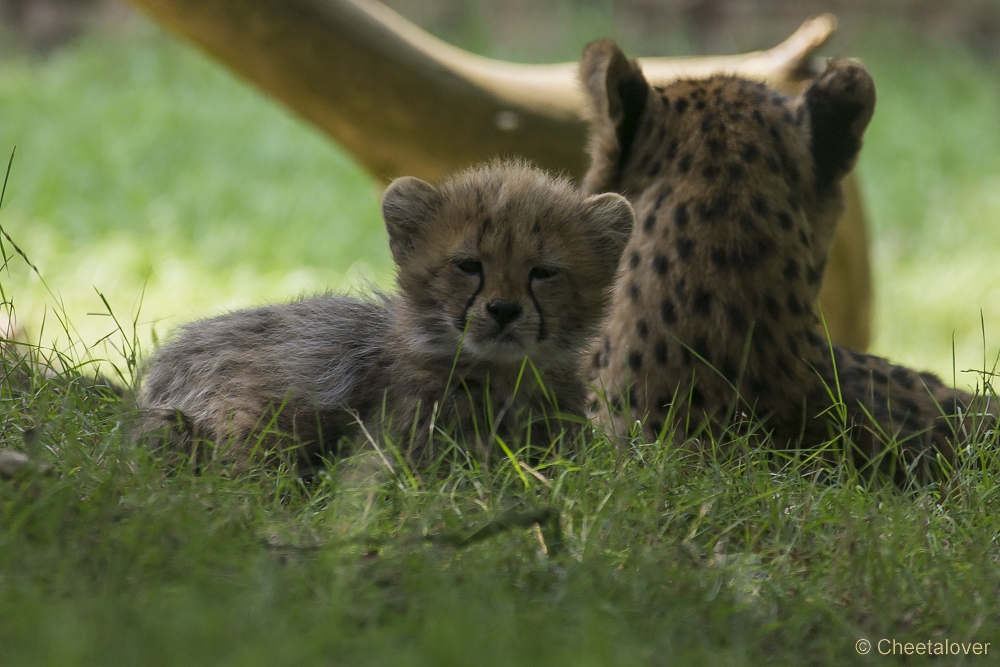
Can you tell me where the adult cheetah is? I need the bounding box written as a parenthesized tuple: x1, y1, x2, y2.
(580, 40, 995, 481)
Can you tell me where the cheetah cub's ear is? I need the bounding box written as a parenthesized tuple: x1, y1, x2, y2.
(584, 192, 635, 270)
(579, 39, 650, 195)
(803, 58, 876, 192)
(381, 176, 442, 265)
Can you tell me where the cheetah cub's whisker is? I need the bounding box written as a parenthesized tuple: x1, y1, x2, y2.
(580, 40, 996, 482)
(137, 160, 634, 468)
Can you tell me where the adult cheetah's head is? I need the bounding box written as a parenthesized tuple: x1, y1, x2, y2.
(579, 40, 875, 286)
(381, 160, 634, 366)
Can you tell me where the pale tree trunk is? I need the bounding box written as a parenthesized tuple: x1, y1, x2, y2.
(123, 0, 872, 350)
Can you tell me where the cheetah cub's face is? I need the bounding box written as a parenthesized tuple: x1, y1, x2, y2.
(381, 163, 634, 365)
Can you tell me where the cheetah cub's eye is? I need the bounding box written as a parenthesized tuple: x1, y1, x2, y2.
(529, 266, 560, 280)
(454, 259, 483, 275)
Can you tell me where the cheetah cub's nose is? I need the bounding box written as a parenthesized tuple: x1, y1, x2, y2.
(486, 300, 522, 328)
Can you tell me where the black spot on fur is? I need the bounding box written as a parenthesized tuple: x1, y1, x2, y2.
(777, 211, 793, 229)
(696, 100, 706, 110)
(726, 304, 747, 331)
(676, 238, 695, 259)
(806, 266, 821, 285)
(647, 161, 662, 177)
(871, 369, 889, 385)
(741, 142, 760, 161)
(787, 335, 799, 357)
(702, 164, 721, 180)
(690, 387, 705, 407)
(710, 248, 728, 269)
(872, 389, 887, 407)
(751, 109, 764, 125)
(666, 137, 677, 161)
(699, 197, 729, 222)
(896, 396, 922, 416)
(765, 155, 780, 173)
(783, 259, 799, 280)
(786, 293, 803, 316)
(652, 254, 669, 275)
(799, 229, 810, 247)
(890, 366, 916, 390)
(674, 203, 689, 226)
(764, 295, 781, 319)
(675, 98, 689, 114)
(628, 351, 643, 372)
(660, 299, 678, 324)
(933, 420, 953, 439)
(629, 283, 640, 300)
(739, 214, 756, 232)
(636, 320, 649, 339)
(692, 289, 712, 316)
(643, 214, 657, 233)
(783, 160, 801, 185)
(707, 138, 724, 155)
(654, 186, 673, 209)
(678, 154, 693, 173)
(650, 420, 663, 435)
(721, 358, 739, 383)
(681, 347, 692, 365)
(727, 163, 746, 180)
(654, 339, 667, 364)
(693, 335, 711, 363)
(752, 198, 768, 215)
(629, 251, 641, 269)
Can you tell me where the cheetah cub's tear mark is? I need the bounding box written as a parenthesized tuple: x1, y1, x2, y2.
(138, 161, 634, 468)
(580, 39, 995, 481)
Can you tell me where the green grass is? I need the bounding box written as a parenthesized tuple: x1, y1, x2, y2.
(2, 338, 999, 665)
(1, 14, 1000, 667)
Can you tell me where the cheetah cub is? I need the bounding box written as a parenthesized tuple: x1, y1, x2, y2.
(138, 161, 634, 466)
(580, 40, 995, 479)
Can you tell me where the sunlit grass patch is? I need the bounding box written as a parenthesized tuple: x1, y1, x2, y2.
(0, 27, 393, 369)
(858, 36, 1000, 384)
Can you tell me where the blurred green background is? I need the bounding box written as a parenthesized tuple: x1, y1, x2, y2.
(0, 0, 998, 389)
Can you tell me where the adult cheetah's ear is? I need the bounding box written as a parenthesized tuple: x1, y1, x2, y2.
(579, 39, 650, 194)
(584, 192, 635, 271)
(804, 59, 876, 191)
(381, 176, 442, 264)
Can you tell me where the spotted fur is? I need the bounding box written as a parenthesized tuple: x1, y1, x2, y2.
(138, 161, 634, 466)
(580, 40, 996, 480)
